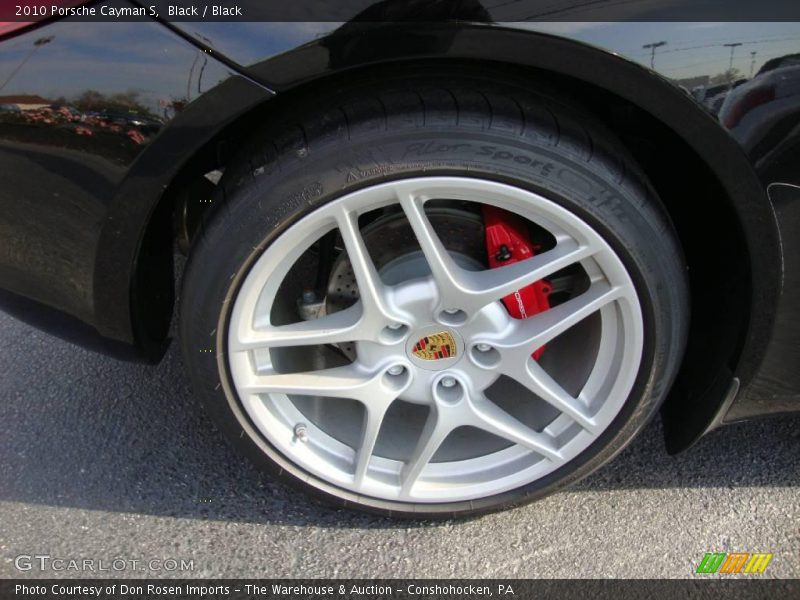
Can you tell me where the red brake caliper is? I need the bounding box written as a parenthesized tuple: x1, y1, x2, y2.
(482, 205, 551, 360)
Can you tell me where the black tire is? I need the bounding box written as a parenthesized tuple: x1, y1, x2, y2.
(180, 68, 689, 518)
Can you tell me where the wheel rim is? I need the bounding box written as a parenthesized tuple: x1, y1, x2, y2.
(227, 177, 644, 503)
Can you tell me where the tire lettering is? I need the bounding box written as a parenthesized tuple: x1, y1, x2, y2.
(403, 141, 472, 157)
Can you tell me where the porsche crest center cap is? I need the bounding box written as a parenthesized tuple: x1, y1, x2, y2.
(412, 331, 457, 361)
(406, 326, 464, 371)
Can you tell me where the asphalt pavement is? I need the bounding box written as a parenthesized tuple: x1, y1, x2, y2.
(1, 308, 798, 579)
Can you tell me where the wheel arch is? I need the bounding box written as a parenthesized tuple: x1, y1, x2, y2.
(118, 25, 778, 449)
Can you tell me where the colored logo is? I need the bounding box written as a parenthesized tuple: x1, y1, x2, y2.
(411, 331, 457, 361)
(696, 552, 773, 574)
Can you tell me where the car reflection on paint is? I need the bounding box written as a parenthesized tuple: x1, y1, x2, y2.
(720, 54, 800, 131)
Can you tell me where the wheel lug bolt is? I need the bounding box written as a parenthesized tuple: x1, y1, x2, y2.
(441, 376, 457, 388)
(476, 343, 492, 352)
(294, 423, 308, 442)
(387, 322, 403, 330)
(387, 365, 405, 376)
(443, 308, 459, 314)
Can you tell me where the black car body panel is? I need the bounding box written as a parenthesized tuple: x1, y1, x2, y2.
(728, 183, 800, 421)
(0, 14, 273, 357)
(0, 1, 798, 449)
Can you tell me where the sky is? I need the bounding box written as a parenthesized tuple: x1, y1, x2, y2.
(518, 22, 800, 80)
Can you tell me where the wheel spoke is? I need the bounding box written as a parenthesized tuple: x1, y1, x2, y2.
(335, 209, 397, 323)
(512, 360, 597, 432)
(354, 405, 388, 487)
(398, 194, 464, 307)
(400, 410, 451, 496)
(241, 364, 387, 402)
(494, 281, 625, 353)
(400, 193, 594, 313)
(468, 395, 563, 462)
(232, 304, 366, 351)
(464, 241, 595, 308)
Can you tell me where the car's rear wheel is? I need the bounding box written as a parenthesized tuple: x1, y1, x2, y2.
(181, 72, 688, 517)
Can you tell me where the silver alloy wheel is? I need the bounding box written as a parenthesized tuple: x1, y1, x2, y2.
(227, 177, 644, 503)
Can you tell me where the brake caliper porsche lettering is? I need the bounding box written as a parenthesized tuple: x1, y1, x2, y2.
(483, 205, 551, 360)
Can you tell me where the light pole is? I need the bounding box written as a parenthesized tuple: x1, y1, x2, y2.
(643, 41, 667, 69)
(724, 42, 743, 73)
(0, 36, 54, 93)
(750, 51, 758, 77)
